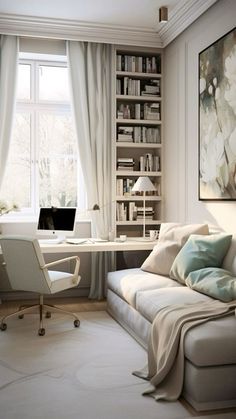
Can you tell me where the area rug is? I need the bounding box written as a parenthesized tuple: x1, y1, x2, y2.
(0, 310, 196, 419)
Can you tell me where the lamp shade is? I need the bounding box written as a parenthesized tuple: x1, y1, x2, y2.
(132, 176, 156, 192)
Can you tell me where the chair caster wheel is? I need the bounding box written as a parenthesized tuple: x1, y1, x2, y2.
(18, 314, 24, 319)
(0, 323, 7, 331)
(38, 328, 45, 336)
(45, 311, 51, 318)
(74, 319, 80, 328)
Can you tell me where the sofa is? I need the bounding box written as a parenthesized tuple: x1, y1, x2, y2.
(107, 223, 236, 411)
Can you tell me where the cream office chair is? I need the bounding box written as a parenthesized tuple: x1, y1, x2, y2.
(0, 235, 81, 336)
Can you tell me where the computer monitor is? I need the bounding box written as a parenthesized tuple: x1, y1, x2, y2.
(37, 207, 77, 243)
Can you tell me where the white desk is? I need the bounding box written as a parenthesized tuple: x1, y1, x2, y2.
(0, 239, 156, 304)
(40, 239, 156, 254)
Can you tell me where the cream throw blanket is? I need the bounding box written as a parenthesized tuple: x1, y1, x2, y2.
(133, 300, 236, 401)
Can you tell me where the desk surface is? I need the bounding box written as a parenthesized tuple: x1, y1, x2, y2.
(40, 239, 157, 253)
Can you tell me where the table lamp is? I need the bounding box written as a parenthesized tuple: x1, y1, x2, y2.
(132, 176, 156, 238)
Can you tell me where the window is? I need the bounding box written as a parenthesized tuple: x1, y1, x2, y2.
(0, 54, 85, 216)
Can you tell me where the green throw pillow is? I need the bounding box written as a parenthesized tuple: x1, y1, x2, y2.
(169, 233, 232, 284)
(186, 267, 236, 302)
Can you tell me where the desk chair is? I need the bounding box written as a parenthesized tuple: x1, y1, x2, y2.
(0, 235, 81, 336)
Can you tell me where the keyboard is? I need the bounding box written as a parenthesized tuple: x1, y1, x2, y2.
(66, 238, 109, 245)
(39, 237, 64, 244)
(66, 239, 87, 245)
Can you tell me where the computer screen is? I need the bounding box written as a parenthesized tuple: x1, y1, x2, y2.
(37, 207, 76, 241)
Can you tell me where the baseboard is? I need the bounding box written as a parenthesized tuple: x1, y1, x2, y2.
(0, 286, 90, 302)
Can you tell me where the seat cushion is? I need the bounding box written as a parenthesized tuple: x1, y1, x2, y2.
(107, 268, 181, 307)
(136, 286, 212, 323)
(184, 315, 236, 366)
(48, 270, 79, 293)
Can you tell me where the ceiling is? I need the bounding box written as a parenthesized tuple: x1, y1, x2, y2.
(0, 0, 217, 47)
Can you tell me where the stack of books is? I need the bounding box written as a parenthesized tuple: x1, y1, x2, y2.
(116, 202, 127, 221)
(141, 79, 160, 96)
(117, 158, 135, 171)
(144, 103, 160, 120)
(132, 126, 160, 143)
(117, 103, 160, 121)
(137, 206, 154, 220)
(117, 126, 133, 142)
(116, 54, 161, 74)
(139, 154, 160, 172)
(116, 178, 135, 196)
(128, 202, 137, 221)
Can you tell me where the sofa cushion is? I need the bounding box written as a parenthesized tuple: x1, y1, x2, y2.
(141, 223, 209, 276)
(107, 268, 181, 308)
(186, 267, 236, 302)
(170, 233, 232, 284)
(184, 315, 236, 366)
(136, 287, 211, 323)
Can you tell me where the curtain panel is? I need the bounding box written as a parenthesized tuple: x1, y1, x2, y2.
(67, 41, 114, 299)
(0, 35, 19, 189)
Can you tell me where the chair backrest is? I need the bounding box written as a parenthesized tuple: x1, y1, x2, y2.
(0, 236, 51, 294)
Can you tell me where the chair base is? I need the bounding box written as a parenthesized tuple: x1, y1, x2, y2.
(0, 294, 80, 336)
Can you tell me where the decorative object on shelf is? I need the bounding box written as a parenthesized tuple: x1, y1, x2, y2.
(132, 176, 156, 238)
(149, 229, 159, 240)
(199, 27, 236, 200)
(119, 234, 127, 242)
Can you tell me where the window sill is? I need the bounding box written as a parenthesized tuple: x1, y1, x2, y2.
(0, 216, 92, 224)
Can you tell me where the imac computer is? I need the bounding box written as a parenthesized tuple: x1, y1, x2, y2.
(37, 207, 77, 244)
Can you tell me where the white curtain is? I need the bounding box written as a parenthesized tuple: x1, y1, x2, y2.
(67, 41, 114, 299)
(0, 35, 19, 189)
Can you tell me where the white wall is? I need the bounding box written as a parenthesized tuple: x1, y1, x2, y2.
(164, 0, 236, 233)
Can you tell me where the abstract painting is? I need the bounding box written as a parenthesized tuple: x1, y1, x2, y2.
(199, 27, 236, 200)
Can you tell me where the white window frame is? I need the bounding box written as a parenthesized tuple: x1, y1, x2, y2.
(2, 56, 86, 220)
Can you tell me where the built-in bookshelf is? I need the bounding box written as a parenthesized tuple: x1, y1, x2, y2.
(112, 47, 163, 238)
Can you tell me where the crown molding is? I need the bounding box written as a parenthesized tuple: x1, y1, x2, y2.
(0, 13, 162, 48)
(0, 1, 217, 49)
(156, 0, 218, 47)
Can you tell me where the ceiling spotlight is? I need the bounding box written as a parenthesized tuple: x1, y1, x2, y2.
(159, 6, 168, 23)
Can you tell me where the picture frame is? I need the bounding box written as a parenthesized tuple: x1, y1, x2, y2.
(199, 27, 236, 200)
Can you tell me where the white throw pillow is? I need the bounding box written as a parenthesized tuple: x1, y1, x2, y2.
(141, 223, 209, 276)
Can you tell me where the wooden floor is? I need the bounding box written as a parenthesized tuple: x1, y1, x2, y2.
(0, 297, 107, 316)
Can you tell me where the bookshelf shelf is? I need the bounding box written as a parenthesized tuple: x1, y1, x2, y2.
(116, 196, 161, 201)
(116, 142, 162, 149)
(116, 71, 162, 79)
(113, 47, 163, 238)
(116, 170, 162, 177)
(116, 119, 161, 125)
(116, 220, 161, 226)
(116, 94, 162, 102)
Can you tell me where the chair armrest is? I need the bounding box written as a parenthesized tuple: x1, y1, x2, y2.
(42, 256, 80, 276)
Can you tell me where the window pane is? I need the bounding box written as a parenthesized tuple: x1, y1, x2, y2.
(38, 113, 78, 207)
(39, 65, 70, 101)
(17, 64, 31, 100)
(0, 113, 31, 207)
